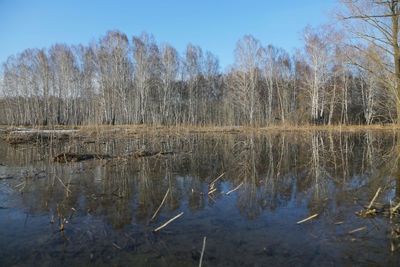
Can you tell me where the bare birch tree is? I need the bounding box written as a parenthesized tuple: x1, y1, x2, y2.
(338, 0, 400, 123)
(184, 44, 203, 125)
(159, 44, 179, 125)
(301, 26, 334, 124)
(228, 35, 261, 126)
(133, 33, 158, 124)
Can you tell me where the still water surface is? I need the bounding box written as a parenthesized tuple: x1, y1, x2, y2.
(0, 131, 399, 266)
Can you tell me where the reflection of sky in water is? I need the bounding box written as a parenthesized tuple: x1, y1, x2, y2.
(0, 132, 399, 266)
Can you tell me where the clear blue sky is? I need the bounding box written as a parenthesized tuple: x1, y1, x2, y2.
(0, 0, 337, 70)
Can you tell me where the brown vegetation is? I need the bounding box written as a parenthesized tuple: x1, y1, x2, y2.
(2, 124, 400, 146)
(4, 132, 70, 145)
(53, 152, 111, 163)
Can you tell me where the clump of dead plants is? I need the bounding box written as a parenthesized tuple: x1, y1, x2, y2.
(4, 132, 69, 145)
(53, 152, 111, 163)
(53, 150, 175, 163)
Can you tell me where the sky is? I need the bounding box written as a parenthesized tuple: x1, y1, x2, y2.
(0, 0, 338, 70)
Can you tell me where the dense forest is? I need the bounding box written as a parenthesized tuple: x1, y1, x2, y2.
(0, 1, 399, 126)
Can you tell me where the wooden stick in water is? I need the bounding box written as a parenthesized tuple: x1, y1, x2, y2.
(367, 187, 381, 210)
(199, 236, 207, 267)
(208, 173, 225, 188)
(56, 175, 71, 193)
(225, 182, 243, 195)
(153, 212, 184, 232)
(391, 201, 400, 213)
(151, 188, 170, 221)
(348, 226, 367, 234)
(208, 194, 216, 203)
(296, 214, 318, 224)
(208, 188, 217, 195)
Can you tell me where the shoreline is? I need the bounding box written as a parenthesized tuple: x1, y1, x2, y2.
(2, 124, 400, 134)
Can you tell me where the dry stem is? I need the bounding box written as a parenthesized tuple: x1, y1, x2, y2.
(208, 173, 225, 188)
(225, 182, 244, 195)
(151, 188, 170, 221)
(367, 187, 381, 210)
(348, 226, 367, 234)
(153, 212, 184, 232)
(296, 214, 319, 224)
(199, 236, 207, 267)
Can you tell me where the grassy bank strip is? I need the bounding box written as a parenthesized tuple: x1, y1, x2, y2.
(3, 123, 400, 134)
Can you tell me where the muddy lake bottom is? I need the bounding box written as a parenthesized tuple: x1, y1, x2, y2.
(0, 129, 400, 266)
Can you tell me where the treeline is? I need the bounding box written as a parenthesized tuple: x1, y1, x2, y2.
(0, 28, 395, 126)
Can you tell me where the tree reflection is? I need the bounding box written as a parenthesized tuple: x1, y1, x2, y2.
(2, 130, 400, 229)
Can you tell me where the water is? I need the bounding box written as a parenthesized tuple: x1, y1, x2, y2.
(0, 130, 399, 266)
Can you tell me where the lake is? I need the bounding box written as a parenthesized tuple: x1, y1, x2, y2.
(0, 130, 399, 266)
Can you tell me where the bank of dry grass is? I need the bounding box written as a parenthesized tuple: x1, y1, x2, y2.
(69, 123, 400, 135)
(3, 123, 400, 136)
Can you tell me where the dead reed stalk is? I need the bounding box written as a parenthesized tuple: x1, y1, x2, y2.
(199, 236, 207, 267)
(348, 226, 367, 234)
(392, 202, 400, 213)
(153, 212, 184, 232)
(208, 173, 225, 189)
(225, 182, 243, 195)
(296, 214, 318, 224)
(367, 187, 381, 210)
(151, 188, 170, 221)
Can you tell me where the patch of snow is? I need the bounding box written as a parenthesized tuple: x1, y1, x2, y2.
(11, 129, 79, 134)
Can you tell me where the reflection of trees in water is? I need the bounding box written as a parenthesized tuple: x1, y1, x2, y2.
(3, 131, 400, 228)
(232, 134, 260, 219)
(228, 134, 298, 218)
(305, 132, 331, 213)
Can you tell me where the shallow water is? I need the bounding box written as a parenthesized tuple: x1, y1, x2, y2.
(0, 131, 400, 266)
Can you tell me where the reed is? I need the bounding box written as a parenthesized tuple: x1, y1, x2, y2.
(153, 212, 184, 232)
(367, 187, 381, 210)
(199, 236, 207, 267)
(296, 214, 318, 224)
(226, 182, 244, 195)
(151, 188, 170, 221)
(348, 226, 367, 234)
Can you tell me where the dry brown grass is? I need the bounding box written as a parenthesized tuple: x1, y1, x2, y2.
(2, 123, 400, 141)
(77, 123, 400, 135)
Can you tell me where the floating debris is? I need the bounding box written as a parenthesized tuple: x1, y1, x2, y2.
(208, 188, 217, 195)
(112, 243, 121, 249)
(154, 212, 184, 232)
(367, 187, 381, 210)
(348, 226, 367, 234)
(208, 173, 225, 189)
(297, 214, 319, 224)
(355, 209, 377, 217)
(199, 236, 207, 267)
(356, 202, 400, 218)
(225, 182, 244, 195)
(151, 188, 170, 221)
